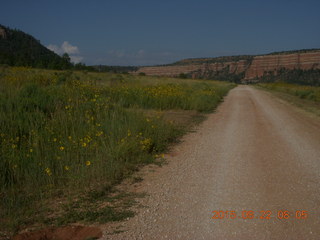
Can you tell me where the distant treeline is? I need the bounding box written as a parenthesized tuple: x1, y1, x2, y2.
(266, 48, 320, 56)
(92, 65, 139, 73)
(169, 55, 254, 66)
(187, 66, 245, 83)
(260, 68, 320, 86)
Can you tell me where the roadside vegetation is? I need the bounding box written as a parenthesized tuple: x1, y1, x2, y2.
(0, 66, 235, 235)
(257, 82, 320, 116)
(259, 69, 320, 86)
(258, 82, 320, 102)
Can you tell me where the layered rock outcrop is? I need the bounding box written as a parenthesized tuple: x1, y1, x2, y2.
(134, 50, 320, 81)
(245, 52, 320, 79)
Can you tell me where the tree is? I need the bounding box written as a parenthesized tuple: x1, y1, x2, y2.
(178, 73, 187, 79)
(62, 53, 71, 63)
(61, 53, 72, 69)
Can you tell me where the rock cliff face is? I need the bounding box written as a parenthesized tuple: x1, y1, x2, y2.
(244, 52, 320, 79)
(190, 60, 250, 79)
(134, 50, 320, 81)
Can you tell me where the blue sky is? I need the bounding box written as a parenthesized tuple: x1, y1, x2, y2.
(1, 0, 320, 66)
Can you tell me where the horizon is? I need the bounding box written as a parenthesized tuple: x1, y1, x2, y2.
(1, 0, 320, 66)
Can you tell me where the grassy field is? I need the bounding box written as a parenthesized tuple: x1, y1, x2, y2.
(257, 82, 320, 101)
(257, 82, 320, 115)
(0, 66, 235, 234)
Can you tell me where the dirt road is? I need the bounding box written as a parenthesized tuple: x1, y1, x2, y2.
(103, 86, 320, 239)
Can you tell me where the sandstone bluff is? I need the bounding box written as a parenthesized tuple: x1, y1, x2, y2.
(134, 50, 320, 81)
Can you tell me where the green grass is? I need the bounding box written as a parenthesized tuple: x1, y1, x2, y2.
(257, 82, 320, 102)
(0, 66, 235, 234)
(257, 82, 320, 116)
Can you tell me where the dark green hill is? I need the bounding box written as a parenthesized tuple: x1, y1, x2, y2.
(0, 24, 71, 69)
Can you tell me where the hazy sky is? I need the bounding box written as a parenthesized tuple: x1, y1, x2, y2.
(1, 0, 320, 65)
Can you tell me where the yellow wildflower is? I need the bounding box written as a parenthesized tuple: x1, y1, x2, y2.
(82, 142, 87, 147)
(59, 146, 65, 151)
(140, 138, 152, 151)
(45, 167, 52, 176)
(85, 161, 91, 166)
(64, 166, 70, 171)
(96, 131, 103, 137)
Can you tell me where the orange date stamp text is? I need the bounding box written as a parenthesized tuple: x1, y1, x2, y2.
(211, 210, 308, 220)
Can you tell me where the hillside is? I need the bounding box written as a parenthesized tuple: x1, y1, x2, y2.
(0, 24, 71, 69)
(135, 49, 320, 85)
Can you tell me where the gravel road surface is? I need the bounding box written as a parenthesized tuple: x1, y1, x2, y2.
(103, 86, 320, 240)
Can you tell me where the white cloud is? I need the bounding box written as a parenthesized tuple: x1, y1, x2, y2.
(61, 41, 79, 54)
(70, 56, 83, 64)
(47, 44, 63, 55)
(47, 41, 83, 63)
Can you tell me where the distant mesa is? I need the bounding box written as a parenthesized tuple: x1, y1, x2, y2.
(134, 49, 320, 83)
